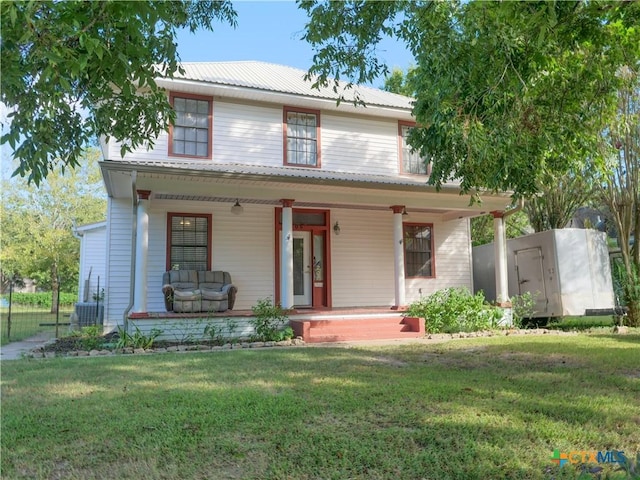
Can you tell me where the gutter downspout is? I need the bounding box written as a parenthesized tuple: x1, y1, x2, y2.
(122, 171, 138, 333)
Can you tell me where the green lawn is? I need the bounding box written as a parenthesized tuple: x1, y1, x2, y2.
(2, 333, 639, 479)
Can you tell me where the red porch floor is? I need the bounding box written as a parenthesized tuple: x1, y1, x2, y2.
(130, 307, 425, 343)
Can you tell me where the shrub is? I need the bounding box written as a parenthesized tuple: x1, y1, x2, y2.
(66, 325, 105, 351)
(1, 292, 76, 308)
(547, 317, 615, 331)
(407, 287, 502, 333)
(115, 325, 162, 349)
(511, 292, 537, 328)
(250, 297, 291, 341)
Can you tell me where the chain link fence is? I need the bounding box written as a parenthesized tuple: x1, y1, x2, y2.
(0, 281, 103, 346)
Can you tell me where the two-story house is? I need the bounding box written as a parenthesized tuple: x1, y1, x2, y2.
(95, 61, 512, 341)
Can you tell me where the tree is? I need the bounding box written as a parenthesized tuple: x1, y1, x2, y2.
(595, 66, 639, 326)
(301, 0, 640, 200)
(0, 1, 236, 185)
(470, 211, 531, 248)
(524, 170, 594, 232)
(0, 149, 106, 311)
(382, 66, 417, 97)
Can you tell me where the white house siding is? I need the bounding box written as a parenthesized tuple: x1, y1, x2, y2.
(322, 114, 398, 176)
(106, 199, 474, 325)
(105, 132, 169, 163)
(77, 226, 107, 303)
(143, 199, 275, 312)
(404, 218, 473, 303)
(105, 95, 403, 176)
(104, 198, 134, 329)
(213, 101, 282, 166)
(330, 213, 473, 308)
(330, 209, 396, 307)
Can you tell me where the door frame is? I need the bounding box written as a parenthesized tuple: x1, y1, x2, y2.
(274, 207, 332, 308)
(515, 247, 548, 315)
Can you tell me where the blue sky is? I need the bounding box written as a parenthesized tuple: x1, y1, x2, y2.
(175, 1, 414, 88)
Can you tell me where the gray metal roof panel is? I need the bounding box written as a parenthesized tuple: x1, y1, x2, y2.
(173, 61, 414, 110)
(104, 159, 443, 188)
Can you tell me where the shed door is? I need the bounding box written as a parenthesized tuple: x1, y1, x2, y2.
(515, 247, 548, 315)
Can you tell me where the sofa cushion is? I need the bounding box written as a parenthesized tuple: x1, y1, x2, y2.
(201, 288, 226, 301)
(198, 271, 231, 285)
(168, 269, 197, 282)
(173, 289, 201, 301)
(172, 282, 198, 291)
(199, 282, 224, 291)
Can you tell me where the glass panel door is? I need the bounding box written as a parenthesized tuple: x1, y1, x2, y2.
(293, 231, 312, 306)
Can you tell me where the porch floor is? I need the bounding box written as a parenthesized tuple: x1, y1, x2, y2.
(130, 306, 425, 343)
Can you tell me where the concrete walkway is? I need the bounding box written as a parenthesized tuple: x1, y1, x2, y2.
(1, 332, 54, 361)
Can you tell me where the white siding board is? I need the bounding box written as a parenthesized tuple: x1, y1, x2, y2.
(142, 200, 275, 312)
(106, 133, 169, 162)
(209, 205, 274, 309)
(78, 227, 107, 303)
(106, 198, 474, 323)
(213, 102, 282, 166)
(322, 114, 398, 176)
(330, 209, 396, 307)
(105, 199, 134, 328)
(404, 218, 473, 303)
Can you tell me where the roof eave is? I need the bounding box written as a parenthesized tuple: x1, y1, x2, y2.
(99, 160, 508, 199)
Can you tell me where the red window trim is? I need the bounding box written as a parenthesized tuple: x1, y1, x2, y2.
(398, 120, 431, 176)
(168, 92, 213, 160)
(166, 212, 213, 271)
(403, 222, 436, 279)
(283, 106, 321, 168)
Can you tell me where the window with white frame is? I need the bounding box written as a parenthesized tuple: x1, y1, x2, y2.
(399, 122, 430, 175)
(284, 107, 320, 167)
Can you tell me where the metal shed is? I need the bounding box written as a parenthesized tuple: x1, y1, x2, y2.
(472, 229, 615, 317)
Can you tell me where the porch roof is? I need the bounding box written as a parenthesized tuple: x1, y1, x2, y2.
(100, 159, 512, 217)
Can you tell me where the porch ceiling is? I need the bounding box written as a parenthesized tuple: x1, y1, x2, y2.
(100, 160, 512, 218)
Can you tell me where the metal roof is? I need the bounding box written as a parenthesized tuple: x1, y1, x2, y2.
(172, 61, 414, 110)
(102, 159, 462, 191)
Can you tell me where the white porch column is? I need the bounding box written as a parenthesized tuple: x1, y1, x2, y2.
(280, 199, 295, 309)
(133, 190, 151, 313)
(492, 210, 509, 305)
(390, 205, 406, 308)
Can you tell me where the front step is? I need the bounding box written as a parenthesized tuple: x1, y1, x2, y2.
(290, 315, 425, 343)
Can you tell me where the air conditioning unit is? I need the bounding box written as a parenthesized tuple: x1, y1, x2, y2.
(74, 302, 104, 327)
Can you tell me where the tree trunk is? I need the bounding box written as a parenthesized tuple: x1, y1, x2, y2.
(50, 262, 59, 314)
(626, 298, 640, 327)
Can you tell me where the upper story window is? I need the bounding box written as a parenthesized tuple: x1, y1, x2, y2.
(169, 93, 212, 159)
(399, 121, 430, 175)
(284, 107, 321, 167)
(166, 213, 212, 271)
(403, 223, 435, 278)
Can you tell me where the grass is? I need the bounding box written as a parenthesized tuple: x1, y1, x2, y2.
(2, 333, 639, 479)
(0, 307, 73, 346)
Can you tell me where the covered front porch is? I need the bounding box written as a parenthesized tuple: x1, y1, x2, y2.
(101, 160, 515, 339)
